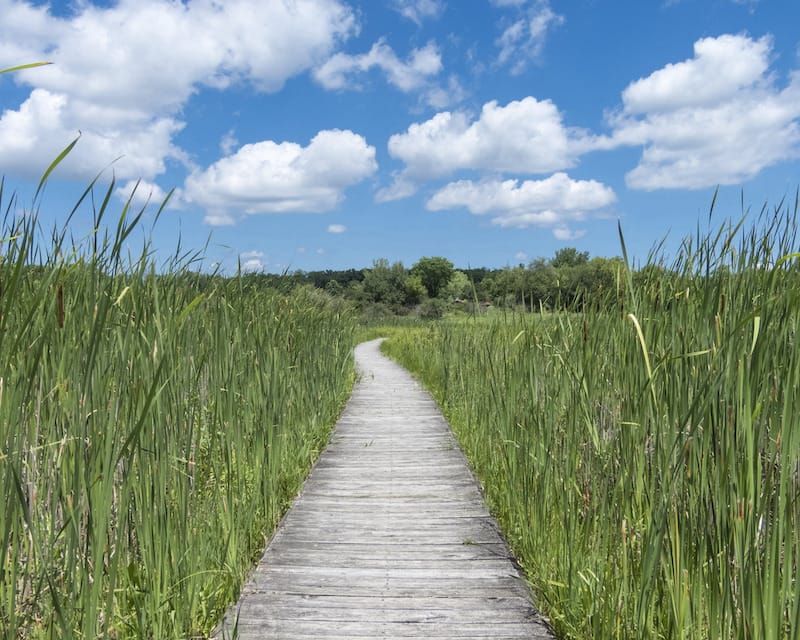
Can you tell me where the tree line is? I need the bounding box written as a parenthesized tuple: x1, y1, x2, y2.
(239, 248, 627, 318)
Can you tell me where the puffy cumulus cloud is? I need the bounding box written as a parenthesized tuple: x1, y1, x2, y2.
(621, 35, 771, 114)
(314, 40, 442, 92)
(5, 0, 355, 110)
(183, 129, 377, 225)
(239, 250, 265, 272)
(391, 0, 444, 24)
(0, 0, 355, 180)
(494, 0, 563, 74)
(0, 1, 62, 64)
(426, 172, 615, 230)
(0, 88, 185, 182)
(603, 34, 800, 190)
(116, 179, 173, 208)
(380, 97, 594, 199)
(327, 224, 347, 233)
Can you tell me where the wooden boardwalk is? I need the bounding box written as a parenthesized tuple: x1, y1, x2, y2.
(214, 339, 554, 639)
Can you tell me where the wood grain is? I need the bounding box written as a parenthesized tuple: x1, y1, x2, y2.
(213, 339, 554, 639)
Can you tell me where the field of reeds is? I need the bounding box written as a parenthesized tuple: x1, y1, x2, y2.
(382, 201, 800, 639)
(0, 177, 356, 638)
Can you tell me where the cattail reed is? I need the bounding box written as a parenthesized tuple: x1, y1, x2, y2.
(57, 282, 64, 328)
(0, 182, 356, 638)
(383, 197, 800, 639)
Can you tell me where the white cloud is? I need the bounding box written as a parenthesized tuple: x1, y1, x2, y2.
(327, 224, 347, 233)
(494, 0, 563, 74)
(0, 1, 61, 65)
(423, 75, 467, 110)
(553, 226, 586, 241)
(382, 97, 594, 198)
(183, 129, 377, 225)
(0, 88, 185, 182)
(0, 0, 356, 181)
(375, 174, 419, 203)
(426, 172, 615, 229)
(116, 179, 171, 208)
(239, 250, 265, 272)
(391, 0, 444, 24)
(241, 260, 263, 271)
(314, 39, 442, 92)
(620, 34, 771, 114)
(205, 212, 235, 226)
(515, 251, 529, 261)
(603, 34, 800, 190)
(5, 0, 356, 108)
(220, 130, 238, 156)
(314, 38, 461, 110)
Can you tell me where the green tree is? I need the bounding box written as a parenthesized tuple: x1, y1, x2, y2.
(526, 258, 558, 310)
(324, 279, 343, 297)
(499, 266, 533, 307)
(403, 275, 427, 306)
(362, 259, 407, 307)
(412, 256, 454, 298)
(344, 280, 367, 304)
(550, 247, 589, 269)
(443, 270, 472, 301)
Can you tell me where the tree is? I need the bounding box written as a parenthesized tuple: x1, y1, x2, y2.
(550, 247, 589, 269)
(324, 279, 343, 297)
(526, 258, 558, 310)
(412, 256, 454, 298)
(362, 259, 408, 307)
(403, 275, 427, 306)
(443, 270, 472, 301)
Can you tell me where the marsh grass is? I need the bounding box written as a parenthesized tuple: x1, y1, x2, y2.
(0, 177, 356, 638)
(383, 198, 800, 639)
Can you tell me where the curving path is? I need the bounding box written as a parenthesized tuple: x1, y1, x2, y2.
(214, 338, 554, 639)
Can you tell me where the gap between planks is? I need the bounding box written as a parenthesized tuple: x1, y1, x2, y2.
(213, 338, 554, 640)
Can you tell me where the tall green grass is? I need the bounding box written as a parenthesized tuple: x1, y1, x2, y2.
(383, 200, 800, 639)
(0, 178, 356, 638)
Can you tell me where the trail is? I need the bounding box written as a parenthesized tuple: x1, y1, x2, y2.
(214, 338, 553, 639)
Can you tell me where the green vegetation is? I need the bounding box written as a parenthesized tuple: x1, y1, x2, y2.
(6, 58, 799, 640)
(411, 256, 455, 299)
(0, 62, 52, 75)
(382, 202, 800, 639)
(0, 179, 356, 638)
(246, 247, 622, 321)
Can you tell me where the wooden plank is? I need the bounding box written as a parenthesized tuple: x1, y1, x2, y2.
(212, 339, 553, 639)
(228, 619, 550, 639)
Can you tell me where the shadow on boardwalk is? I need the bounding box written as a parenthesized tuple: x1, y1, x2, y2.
(214, 338, 554, 639)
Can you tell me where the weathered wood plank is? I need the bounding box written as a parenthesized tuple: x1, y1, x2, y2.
(213, 339, 553, 639)
(229, 619, 548, 639)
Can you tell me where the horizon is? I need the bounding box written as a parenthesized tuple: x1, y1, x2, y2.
(1, 0, 799, 275)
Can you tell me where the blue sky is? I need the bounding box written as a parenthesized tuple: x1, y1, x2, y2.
(1, 0, 799, 273)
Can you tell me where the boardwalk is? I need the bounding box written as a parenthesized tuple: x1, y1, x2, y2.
(215, 339, 554, 639)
